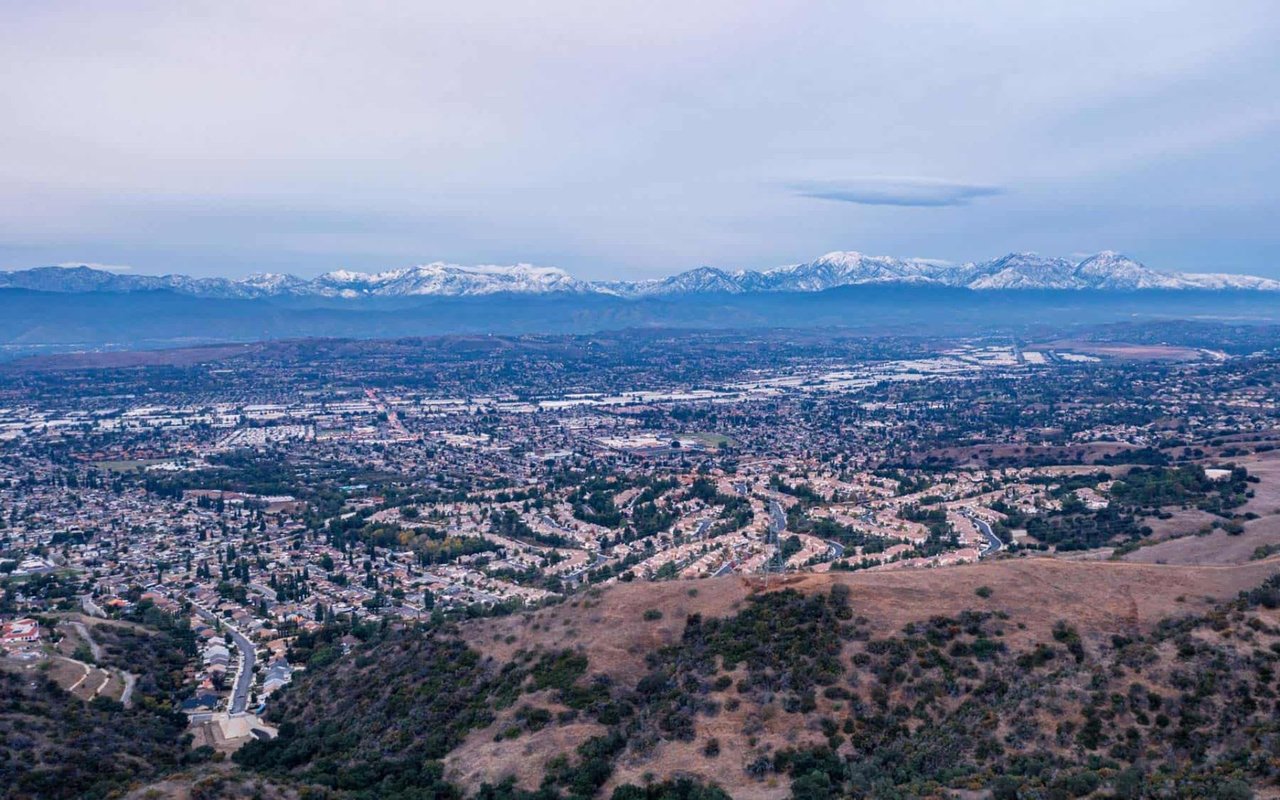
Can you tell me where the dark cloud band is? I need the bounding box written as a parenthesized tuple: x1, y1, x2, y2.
(793, 178, 1004, 207)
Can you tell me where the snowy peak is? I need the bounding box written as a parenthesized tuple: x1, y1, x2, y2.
(1175, 272, 1280, 291)
(614, 250, 1280, 295)
(309, 263, 590, 297)
(624, 266, 749, 296)
(762, 251, 938, 291)
(1, 251, 1276, 298)
(237, 273, 311, 295)
(1070, 251, 1179, 289)
(966, 253, 1079, 290)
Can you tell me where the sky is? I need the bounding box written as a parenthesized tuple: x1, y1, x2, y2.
(1, 0, 1279, 280)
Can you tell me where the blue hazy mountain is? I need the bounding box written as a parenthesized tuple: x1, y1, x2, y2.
(4, 279, 1280, 361)
(4, 250, 1278, 300)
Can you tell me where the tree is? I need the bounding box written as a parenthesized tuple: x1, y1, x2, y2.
(991, 776, 1021, 800)
(790, 771, 834, 800)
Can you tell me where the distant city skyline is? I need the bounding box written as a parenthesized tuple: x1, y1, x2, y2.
(2, 1, 1279, 280)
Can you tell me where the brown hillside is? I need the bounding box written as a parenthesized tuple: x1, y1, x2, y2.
(450, 556, 1280, 795)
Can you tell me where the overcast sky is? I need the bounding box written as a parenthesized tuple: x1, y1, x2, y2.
(2, 0, 1279, 279)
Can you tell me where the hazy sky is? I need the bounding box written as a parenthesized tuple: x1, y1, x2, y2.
(2, 1, 1279, 279)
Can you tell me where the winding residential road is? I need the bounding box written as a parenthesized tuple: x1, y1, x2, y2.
(193, 605, 256, 714)
(767, 501, 786, 536)
(972, 516, 1003, 557)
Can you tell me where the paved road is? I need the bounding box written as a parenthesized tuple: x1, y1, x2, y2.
(972, 516, 1003, 558)
(767, 501, 786, 535)
(248, 582, 278, 602)
(764, 500, 788, 572)
(540, 515, 572, 533)
(825, 540, 845, 558)
(193, 605, 256, 714)
(563, 551, 609, 584)
(79, 595, 107, 618)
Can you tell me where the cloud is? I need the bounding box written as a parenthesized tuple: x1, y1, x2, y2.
(1, 3, 1277, 276)
(56, 261, 132, 272)
(792, 178, 1005, 207)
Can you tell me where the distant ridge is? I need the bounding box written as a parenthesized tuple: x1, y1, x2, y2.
(3, 250, 1278, 298)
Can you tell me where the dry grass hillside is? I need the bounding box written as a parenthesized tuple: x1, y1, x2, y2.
(463, 558, 1280, 679)
(1122, 450, 1280, 566)
(447, 556, 1280, 797)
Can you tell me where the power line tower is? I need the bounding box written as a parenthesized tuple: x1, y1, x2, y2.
(761, 500, 784, 590)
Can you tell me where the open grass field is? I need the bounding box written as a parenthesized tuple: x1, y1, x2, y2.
(687, 432, 739, 448)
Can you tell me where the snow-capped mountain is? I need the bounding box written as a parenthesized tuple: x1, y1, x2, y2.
(1071, 251, 1174, 289)
(610, 250, 1280, 295)
(235, 272, 312, 296)
(965, 253, 1079, 290)
(606, 266, 753, 297)
(3, 251, 1277, 299)
(1170, 271, 1280, 291)
(307, 263, 591, 297)
(0, 266, 257, 297)
(762, 252, 944, 292)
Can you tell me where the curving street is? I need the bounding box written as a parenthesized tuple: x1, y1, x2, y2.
(971, 516, 1003, 557)
(192, 605, 256, 714)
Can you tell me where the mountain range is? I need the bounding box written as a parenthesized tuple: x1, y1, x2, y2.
(3, 250, 1278, 299)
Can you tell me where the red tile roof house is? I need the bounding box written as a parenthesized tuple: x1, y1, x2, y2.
(1, 618, 40, 644)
